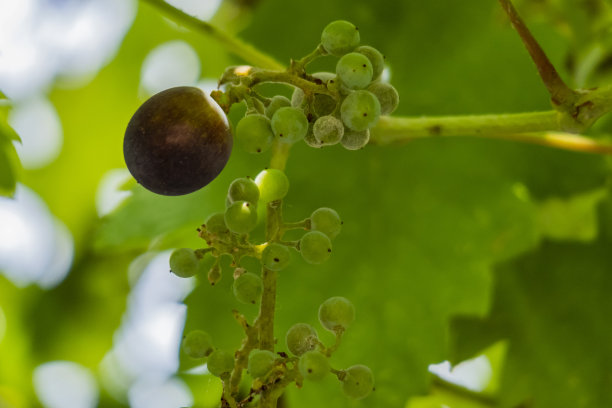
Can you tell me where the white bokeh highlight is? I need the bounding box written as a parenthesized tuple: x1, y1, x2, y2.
(9, 97, 62, 169)
(33, 361, 99, 408)
(166, 0, 222, 21)
(96, 169, 132, 217)
(0, 0, 136, 99)
(140, 41, 201, 96)
(128, 377, 193, 408)
(429, 355, 493, 392)
(0, 184, 73, 288)
(101, 251, 195, 403)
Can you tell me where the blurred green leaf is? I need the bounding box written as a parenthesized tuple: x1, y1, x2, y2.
(451, 196, 612, 408)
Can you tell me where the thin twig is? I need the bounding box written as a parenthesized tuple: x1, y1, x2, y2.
(498, 0, 577, 108)
(140, 0, 285, 70)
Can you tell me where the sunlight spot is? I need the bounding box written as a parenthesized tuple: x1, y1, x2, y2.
(96, 169, 132, 217)
(0, 184, 74, 288)
(102, 251, 195, 400)
(0, 0, 136, 99)
(196, 78, 219, 95)
(128, 377, 193, 408)
(166, 0, 222, 20)
(33, 361, 99, 408)
(140, 41, 201, 97)
(428, 355, 492, 392)
(9, 97, 62, 169)
(381, 66, 391, 82)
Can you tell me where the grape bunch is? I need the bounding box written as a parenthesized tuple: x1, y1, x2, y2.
(285, 296, 375, 399)
(225, 19, 398, 154)
(124, 19, 388, 407)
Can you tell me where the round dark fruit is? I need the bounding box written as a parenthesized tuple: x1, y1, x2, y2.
(123, 86, 233, 196)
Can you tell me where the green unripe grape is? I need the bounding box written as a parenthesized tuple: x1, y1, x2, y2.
(262, 243, 291, 271)
(299, 351, 330, 381)
(286, 323, 318, 356)
(265, 95, 291, 118)
(248, 349, 277, 379)
(255, 169, 289, 203)
(207, 349, 234, 377)
(224, 200, 258, 234)
(336, 52, 373, 90)
(321, 20, 360, 56)
(311, 207, 342, 239)
(182, 330, 214, 359)
(207, 262, 221, 286)
(340, 90, 381, 131)
(341, 129, 370, 150)
(292, 86, 335, 117)
(300, 231, 332, 264)
(367, 82, 399, 115)
(342, 365, 374, 399)
(233, 272, 263, 304)
(228, 177, 259, 206)
(318, 296, 355, 331)
(169, 248, 199, 278)
(205, 212, 228, 234)
(313, 116, 344, 145)
(356, 45, 385, 80)
(304, 129, 321, 148)
(236, 114, 274, 154)
(271, 107, 309, 144)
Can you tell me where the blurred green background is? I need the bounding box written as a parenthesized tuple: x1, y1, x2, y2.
(1, 0, 611, 407)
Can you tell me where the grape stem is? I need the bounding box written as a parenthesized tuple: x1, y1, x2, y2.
(370, 114, 612, 154)
(140, 0, 284, 71)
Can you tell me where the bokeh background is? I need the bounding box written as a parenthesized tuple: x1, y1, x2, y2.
(1, 0, 611, 407)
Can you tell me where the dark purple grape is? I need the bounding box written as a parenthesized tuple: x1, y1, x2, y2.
(123, 86, 233, 196)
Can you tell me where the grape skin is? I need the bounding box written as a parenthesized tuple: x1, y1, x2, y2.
(321, 20, 360, 56)
(311, 207, 342, 239)
(298, 351, 330, 381)
(341, 129, 370, 151)
(248, 349, 277, 379)
(169, 248, 199, 278)
(205, 213, 228, 234)
(265, 95, 291, 118)
(233, 272, 263, 304)
(271, 107, 309, 144)
(182, 330, 214, 359)
(300, 231, 332, 264)
(286, 323, 318, 356)
(255, 169, 290, 203)
(207, 349, 234, 377)
(318, 296, 355, 331)
(123, 86, 232, 196)
(236, 114, 274, 154)
(224, 200, 258, 234)
(313, 116, 344, 146)
(342, 364, 374, 399)
(367, 82, 399, 115)
(262, 243, 291, 271)
(356, 45, 385, 80)
(340, 90, 381, 131)
(228, 177, 259, 206)
(336, 52, 373, 90)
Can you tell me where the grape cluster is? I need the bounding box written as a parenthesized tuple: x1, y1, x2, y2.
(285, 296, 374, 399)
(159, 19, 386, 407)
(226, 20, 398, 154)
(181, 329, 234, 377)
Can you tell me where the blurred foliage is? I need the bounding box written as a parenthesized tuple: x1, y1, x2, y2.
(1, 0, 612, 407)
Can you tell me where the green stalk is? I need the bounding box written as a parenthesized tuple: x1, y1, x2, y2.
(140, 0, 285, 70)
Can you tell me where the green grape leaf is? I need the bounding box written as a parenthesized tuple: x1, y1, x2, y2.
(451, 196, 612, 408)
